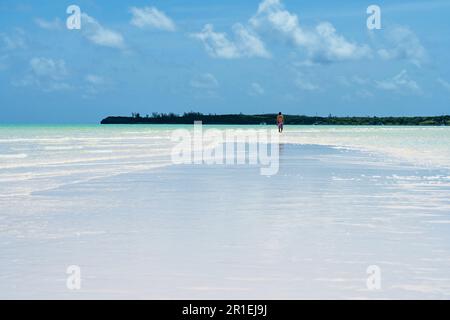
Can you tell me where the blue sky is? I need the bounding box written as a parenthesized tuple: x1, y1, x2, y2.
(1, 0, 450, 123)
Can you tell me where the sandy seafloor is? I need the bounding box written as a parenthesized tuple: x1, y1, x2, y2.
(1, 143, 450, 299)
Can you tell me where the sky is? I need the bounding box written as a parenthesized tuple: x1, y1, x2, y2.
(0, 0, 450, 124)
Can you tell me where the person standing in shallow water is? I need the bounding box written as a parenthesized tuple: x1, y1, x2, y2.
(277, 112, 284, 133)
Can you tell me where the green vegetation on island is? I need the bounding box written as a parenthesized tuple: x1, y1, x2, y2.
(101, 112, 450, 126)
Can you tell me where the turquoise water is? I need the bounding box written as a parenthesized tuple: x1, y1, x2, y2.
(1, 125, 450, 298)
(1, 124, 449, 161)
(1, 140, 450, 299)
(0, 124, 450, 197)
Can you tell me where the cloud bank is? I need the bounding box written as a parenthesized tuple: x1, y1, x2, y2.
(81, 13, 125, 49)
(130, 6, 176, 31)
(13, 57, 72, 92)
(375, 70, 422, 94)
(378, 26, 427, 67)
(191, 23, 270, 59)
(250, 0, 371, 63)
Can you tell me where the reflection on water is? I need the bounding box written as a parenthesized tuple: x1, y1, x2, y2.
(2, 144, 450, 299)
(278, 143, 285, 167)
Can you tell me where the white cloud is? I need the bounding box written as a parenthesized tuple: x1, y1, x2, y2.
(44, 82, 73, 92)
(192, 23, 270, 59)
(250, 0, 370, 63)
(81, 13, 125, 49)
(232, 23, 271, 58)
(192, 0, 368, 62)
(250, 0, 314, 47)
(249, 82, 265, 96)
(378, 26, 427, 67)
(13, 57, 72, 92)
(83, 74, 110, 97)
(192, 24, 240, 59)
(35, 18, 63, 30)
(337, 75, 370, 87)
(314, 22, 371, 62)
(30, 57, 68, 80)
(12, 59, 112, 95)
(86, 74, 105, 85)
(437, 78, 450, 91)
(190, 73, 219, 89)
(295, 78, 319, 91)
(0, 29, 26, 51)
(0, 29, 26, 69)
(130, 6, 176, 31)
(375, 70, 421, 94)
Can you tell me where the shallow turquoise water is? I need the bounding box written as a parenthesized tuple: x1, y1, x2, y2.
(0, 124, 449, 197)
(0, 125, 450, 298)
(1, 143, 450, 299)
(1, 124, 449, 163)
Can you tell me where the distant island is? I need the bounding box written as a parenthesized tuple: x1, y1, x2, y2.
(101, 112, 450, 126)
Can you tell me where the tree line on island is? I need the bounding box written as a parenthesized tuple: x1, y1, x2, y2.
(101, 112, 450, 126)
